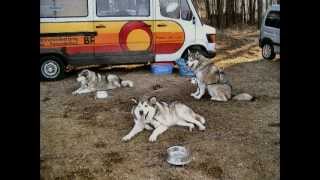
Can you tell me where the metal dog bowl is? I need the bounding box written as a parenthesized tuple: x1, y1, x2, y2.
(166, 146, 192, 165)
(95, 90, 108, 99)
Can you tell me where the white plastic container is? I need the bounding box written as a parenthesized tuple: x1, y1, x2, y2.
(95, 90, 108, 99)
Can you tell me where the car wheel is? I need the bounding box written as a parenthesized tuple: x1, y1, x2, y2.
(262, 43, 276, 60)
(40, 55, 65, 81)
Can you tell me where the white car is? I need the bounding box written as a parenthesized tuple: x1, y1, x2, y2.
(259, 4, 280, 60)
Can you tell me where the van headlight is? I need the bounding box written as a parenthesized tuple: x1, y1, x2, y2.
(206, 34, 216, 43)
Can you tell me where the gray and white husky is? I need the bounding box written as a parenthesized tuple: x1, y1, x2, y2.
(72, 69, 134, 95)
(187, 50, 253, 101)
(122, 97, 206, 142)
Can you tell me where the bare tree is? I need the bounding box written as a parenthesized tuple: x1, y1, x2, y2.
(258, 0, 263, 29)
(193, 0, 274, 29)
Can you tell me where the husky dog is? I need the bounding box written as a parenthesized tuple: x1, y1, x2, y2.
(122, 97, 206, 142)
(187, 50, 253, 101)
(72, 69, 133, 95)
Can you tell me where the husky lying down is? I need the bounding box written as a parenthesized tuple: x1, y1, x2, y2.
(122, 97, 206, 142)
(72, 69, 134, 95)
(187, 50, 254, 101)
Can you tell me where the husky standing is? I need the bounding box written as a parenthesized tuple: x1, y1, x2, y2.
(122, 97, 206, 142)
(72, 69, 134, 95)
(187, 50, 254, 101)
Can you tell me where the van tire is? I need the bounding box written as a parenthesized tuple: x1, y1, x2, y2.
(40, 55, 65, 81)
(262, 43, 276, 60)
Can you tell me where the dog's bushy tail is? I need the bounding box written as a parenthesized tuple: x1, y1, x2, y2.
(232, 93, 255, 101)
(121, 80, 134, 88)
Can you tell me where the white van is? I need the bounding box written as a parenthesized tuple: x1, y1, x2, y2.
(40, 0, 217, 80)
(259, 4, 280, 60)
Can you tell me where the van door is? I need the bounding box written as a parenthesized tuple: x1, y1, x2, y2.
(155, 0, 195, 61)
(93, 0, 155, 64)
(264, 11, 280, 45)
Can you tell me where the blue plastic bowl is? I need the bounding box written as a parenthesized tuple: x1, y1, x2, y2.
(151, 63, 174, 75)
(176, 58, 195, 77)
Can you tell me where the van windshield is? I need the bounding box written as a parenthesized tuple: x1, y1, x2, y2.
(190, 0, 203, 25)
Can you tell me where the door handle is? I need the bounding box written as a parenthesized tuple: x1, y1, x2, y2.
(96, 25, 106, 28)
(157, 24, 167, 27)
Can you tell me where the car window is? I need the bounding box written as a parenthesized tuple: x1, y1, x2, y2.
(181, 0, 193, 21)
(40, 0, 88, 18)
(96, 0, 150, 17)
(160, 0, 180, 19)
(265, 11, 280, 29)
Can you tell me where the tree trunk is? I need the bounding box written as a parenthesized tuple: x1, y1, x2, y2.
(250, 0, 257, 25)
(205, 0, 211, 24)
(225, 0, 230, 27)
(216, 0, 221, 29)
(241, 0, 246, 24)
(265, 0, 268, 12)
(258, 0, 262, 29)
(217, 0, 224, 29)
(234, 0, 237, 25)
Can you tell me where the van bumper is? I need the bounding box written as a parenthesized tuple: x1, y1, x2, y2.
(206, 51, 216, 58)
(206, 43, 216, 58)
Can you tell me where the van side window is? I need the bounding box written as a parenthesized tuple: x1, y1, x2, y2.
(40, 0, 88, 18)
(181, 0, 192, 21)
(265, 11, 280, 29)
(160, 0, 180, 19)
(96, 0, 150, 17)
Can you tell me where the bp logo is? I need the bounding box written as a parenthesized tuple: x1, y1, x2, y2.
(119, 21, 153, 52)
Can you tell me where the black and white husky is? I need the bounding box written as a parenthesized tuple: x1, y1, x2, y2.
(187, 50, 254, 101)
(72, 69, 133, 95)
(122, 97, 206, 142)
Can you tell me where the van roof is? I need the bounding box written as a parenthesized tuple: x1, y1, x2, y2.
(270, 4, 280, 11)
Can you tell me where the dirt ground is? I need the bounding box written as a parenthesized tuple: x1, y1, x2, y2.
(40, 28, 280, 180)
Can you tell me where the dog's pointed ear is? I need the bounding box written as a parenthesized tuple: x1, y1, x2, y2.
(188, 49, 191, 56)
(130, 97, 138, 104)
(195, 51, 201, 58)
(81, 69, 89, 77)
(149, 96, 157, 105)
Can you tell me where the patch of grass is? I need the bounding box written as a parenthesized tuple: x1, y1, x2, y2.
(152, 84, 162, 90)
(268, 123, 280, 127)
(42, 97, 51, 102)
(159, 169, 184, 180)
(55, 168, 95, 180)
(102, 152, 124, 174)
(94, 141, 107, 148)
(197, 160, 223, 179)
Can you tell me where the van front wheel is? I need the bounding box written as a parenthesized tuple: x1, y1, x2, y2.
(262, 43, 276, 60)
(40, 56, 65, 81)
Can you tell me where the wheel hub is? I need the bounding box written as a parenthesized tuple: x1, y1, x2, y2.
(263, 44, 271, 58)
(41, 60, 60, 79)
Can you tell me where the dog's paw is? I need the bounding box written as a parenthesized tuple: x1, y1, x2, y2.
(189, 124, 195, 132)
(148, 135, 158, 142)
(121, 135, 131, 142)
(199, 126, 206, 131)
(72, 91, 78, 95)
(193, 95, 201, 100)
